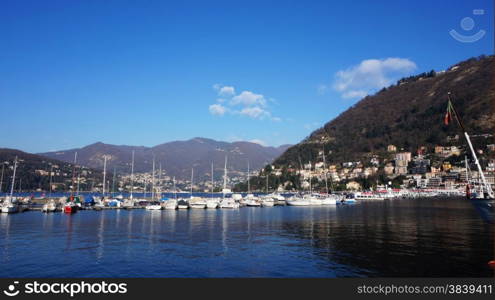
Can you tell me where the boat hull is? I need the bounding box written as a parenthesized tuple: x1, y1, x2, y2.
(1, 206, 18, 213)
(64, 205, 78, 214)
(321, 198, 337, 205)
(146, 205, 162, 210)
(286, 200, 310, 206)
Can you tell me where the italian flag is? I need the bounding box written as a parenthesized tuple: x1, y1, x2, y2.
(444, 100, 453, 125)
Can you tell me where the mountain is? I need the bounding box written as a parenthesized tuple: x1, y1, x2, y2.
(273, 55, 494, 168)
(39, 138, 291, 180)
(0, 148, 105, 192)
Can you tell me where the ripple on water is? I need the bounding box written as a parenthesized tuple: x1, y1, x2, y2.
(0, 197, 492, 277)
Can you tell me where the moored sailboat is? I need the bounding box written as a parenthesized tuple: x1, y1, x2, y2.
(1, 156, 20, 214)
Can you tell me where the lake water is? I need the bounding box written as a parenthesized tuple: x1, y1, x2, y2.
(0, 197, 493, 277)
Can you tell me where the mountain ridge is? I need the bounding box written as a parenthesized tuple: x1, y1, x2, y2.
(273, 55, 494, 169)
(39, 138, 291, 180)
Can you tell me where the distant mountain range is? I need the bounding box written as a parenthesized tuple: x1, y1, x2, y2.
(274, 55, 494, 168)
(39, 138, 291, 180)
(0, 148, 104, 192)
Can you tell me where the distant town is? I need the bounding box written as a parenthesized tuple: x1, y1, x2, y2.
(5, 133, 490, 195)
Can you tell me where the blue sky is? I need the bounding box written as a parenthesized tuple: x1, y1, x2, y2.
(0, 0, 492, 153)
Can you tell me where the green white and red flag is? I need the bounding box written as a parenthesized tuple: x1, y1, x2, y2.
(444, 100, 454, 125)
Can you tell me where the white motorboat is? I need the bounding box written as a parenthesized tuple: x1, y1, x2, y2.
(163, 199, 178, 210)
(189, 197, 207, 209)
(245, 194, 261, 207)
(246, 199, 261, 207)
(220, 198, 239, 209)
(42, 199, 59, 212)
(206, 198, 219, 209)
(1, 200, 19, 213)
(146, 203, 162, 210)
(268, 193, 286, 201)
(261, 198, 275, 207)
(286, 196, 310, 206)
(123, 198, 135, 209)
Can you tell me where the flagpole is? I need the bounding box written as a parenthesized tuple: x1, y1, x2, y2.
(446, 92, 493, 198)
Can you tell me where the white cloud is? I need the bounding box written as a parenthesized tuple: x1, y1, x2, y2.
(239, 106, 269, 119)
(209, 104, 227, 116)
(231, 91, 266, 107)
(218, 86, 235, 96)
(208, 85, 281, 121)
(333, 57, 417, 99)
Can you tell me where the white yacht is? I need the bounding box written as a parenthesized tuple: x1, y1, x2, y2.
(261, 196, 275, 207)
(1, 157, 20, 213)
(245, 194, 261, 207)
(220, 198, 239, 209)
(206, 198, 220, 209)
(286, 196, 310, 206)
(189, 197, 207, 209)
(123, 198, 135, 209)
(42, 199, 59, 212)
(1, 198, 19, 213)
(163, 199, 178, 210)
(304, 194, 323, 206)
(146, 203, 162, 210)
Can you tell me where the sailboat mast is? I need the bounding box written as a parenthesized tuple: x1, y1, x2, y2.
(247, 160, 250, 194)
(112, 167, 116, 197)
(76, 174, 80, 195)
(266, 172, 269, 194)
(0, 163, 4, 194)
(223, 156, 227, 198)
(309, 161, 312, 194)
(9, 156, 18, 199)
(102, 156, 107, 196)
(70, 152, 77, 197)
(190, 168, 194, 197)
(152, 156, 155, 200)
(130, 150, 135, 199)
(143, 177, 146, 198)
(173, 176, 177, 199)
(211, 162, 214, 198)
(322, 149, 329, 195)
(48, 165, 53, 199)
(159, 163, 162, 198)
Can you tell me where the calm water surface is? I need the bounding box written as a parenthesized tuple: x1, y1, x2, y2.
(0, 197, 493, 277)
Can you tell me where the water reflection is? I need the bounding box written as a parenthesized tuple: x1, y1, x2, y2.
(0, 197, 492, 277)
(280, 199, 493, 277)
